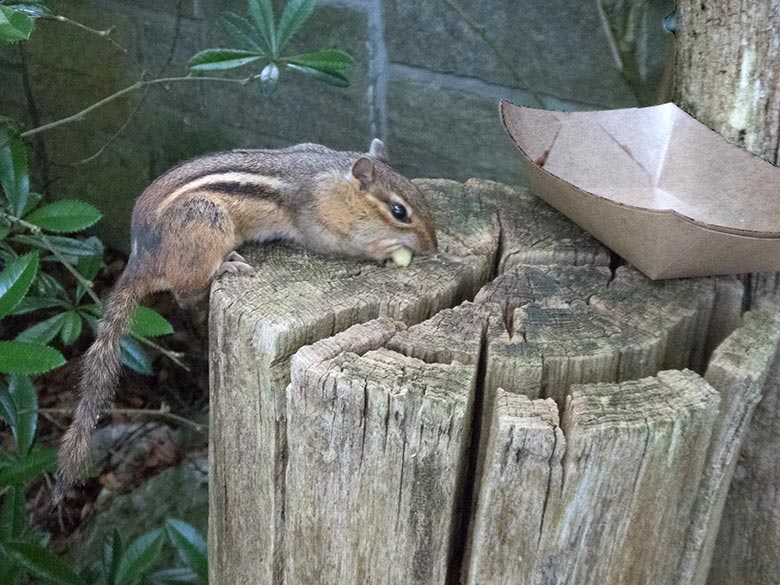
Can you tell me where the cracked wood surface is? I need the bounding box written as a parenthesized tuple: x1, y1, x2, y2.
(706, 301, 780, 585)
(209, 178, 767, 585)
(679, 306, 780, 585)
(209, 179, 508, 585)
(674, 6, 780, 581)
(467, 372, 720, 585)
(287, 319, 475, 585)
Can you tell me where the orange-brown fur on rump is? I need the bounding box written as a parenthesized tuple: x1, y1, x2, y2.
(54, 139, 437, 502)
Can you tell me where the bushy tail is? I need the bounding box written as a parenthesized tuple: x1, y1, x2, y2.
(54, 272, 145, 503)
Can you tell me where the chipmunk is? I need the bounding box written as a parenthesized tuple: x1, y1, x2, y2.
(54, 139, 437, 501)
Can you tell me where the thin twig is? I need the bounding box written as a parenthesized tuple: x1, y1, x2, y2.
(19, 75, 260, 140)
(45, 14, 147, 78)
(67, 0, 187, 166)
(37, 406, 207, 432)
(67, 86, 151, 166)
(596, 0, 625, 70)
(39, 410, 68, 431)
(594, 0, 653, 105)
(48, 15, 112, 38)
(16, 43, 51, 195)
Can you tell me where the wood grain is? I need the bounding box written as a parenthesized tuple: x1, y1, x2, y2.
(209, 177, 753, 585)
(705, 303, 780, 585)
(208, 179, 501, 585)
(467, 371, 720, 585)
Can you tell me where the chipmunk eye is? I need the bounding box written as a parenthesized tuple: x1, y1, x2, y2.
(389, 202, 409, 222)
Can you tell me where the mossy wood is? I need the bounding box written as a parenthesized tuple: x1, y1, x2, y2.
(209, 179, 777, 585)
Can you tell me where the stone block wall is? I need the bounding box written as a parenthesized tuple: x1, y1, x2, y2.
(0, 0, 673, 250)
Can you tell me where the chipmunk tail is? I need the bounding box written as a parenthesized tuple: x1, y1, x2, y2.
(54, 271, 147, 504)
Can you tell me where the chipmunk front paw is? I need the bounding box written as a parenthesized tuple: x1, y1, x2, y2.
(216, 251, 255, 277)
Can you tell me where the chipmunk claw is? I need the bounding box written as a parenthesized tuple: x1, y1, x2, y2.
(217, 251, 255, 277)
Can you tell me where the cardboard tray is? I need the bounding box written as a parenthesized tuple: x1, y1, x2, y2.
(500, 100, 780, 279)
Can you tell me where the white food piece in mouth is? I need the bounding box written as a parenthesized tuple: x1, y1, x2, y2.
(390, 247, 413, 267)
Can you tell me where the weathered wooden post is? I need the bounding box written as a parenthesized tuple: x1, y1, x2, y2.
(675, 3, 780, 582)
(208, 180, 508, 584)
(208, 178, 779, 584)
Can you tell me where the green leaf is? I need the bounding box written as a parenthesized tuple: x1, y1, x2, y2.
(119, 337, 152, 376)
(0, 218, 10, 241)
(25, 200, 102, 233)
(3, 541, 87, 585)
(220, 12, 264, 53)
(102, 529, 123, 585)
(0, 546, 24, 585)
(44, 234, 103, 257)
(259, 62, 279, 96)
(8, 296, 66, 316)
(6, 3, 51, 19)
(276, 0, 316, 52)
(0, 252, 39, 320)
(59, 311, 82, 345)
(0, 485, 26, 540)
(16, 313, 65, 344)
(21, 191, 42, 217)
(14, 234, 103, 258)
(32, 272, 67, 301)
(286, 63, 349, 87)
(0, 341, 65, 375)
(130, 307, 173, 338)
(0, 132, 29, 215)
(75, 237, 104, 302)
(114, 529, 165, 585)
(187, 48, 263, 71)
(0, 445, 56, 485)
(7, 374, 36, 453)
(0, 6, 33, 44)
(285, 50, 353, 73)
(149, 568, 200, 585)
(164, 519, 207, 581)
(247, 0, 276, 54)
(78, 304, 101, 319)
(75, 237, 103, 279)
(0, 384, 17, 428)
(79, 566, 100, 585)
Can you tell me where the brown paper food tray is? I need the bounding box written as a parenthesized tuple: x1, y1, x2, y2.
(500, 100, 780, 279)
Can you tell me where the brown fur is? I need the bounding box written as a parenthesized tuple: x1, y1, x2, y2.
(54, 140, 437, 502)
(54, 271, 149, 502)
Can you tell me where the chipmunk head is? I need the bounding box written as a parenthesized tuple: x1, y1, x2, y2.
(327, 139, 437, 262)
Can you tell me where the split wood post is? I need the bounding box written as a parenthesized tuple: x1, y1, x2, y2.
(681, 305, 780, 585)
(705, 301, 780, 585)
(675, 3, 780, 582)
(209, 178, 756, 585)
(209, 179, 517, 584)
(468, 372, 720, 585)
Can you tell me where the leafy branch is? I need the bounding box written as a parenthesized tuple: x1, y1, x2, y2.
(0, 130, 180, 375)
(188, 0, 354, 95)
(17, 74, 260, 140)
(1, 0, 354, 143)
(0, 1, 352, 582)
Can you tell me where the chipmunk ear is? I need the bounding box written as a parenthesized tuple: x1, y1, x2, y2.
(368, 138, 387, 162)
(351, 157, 375, 190)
